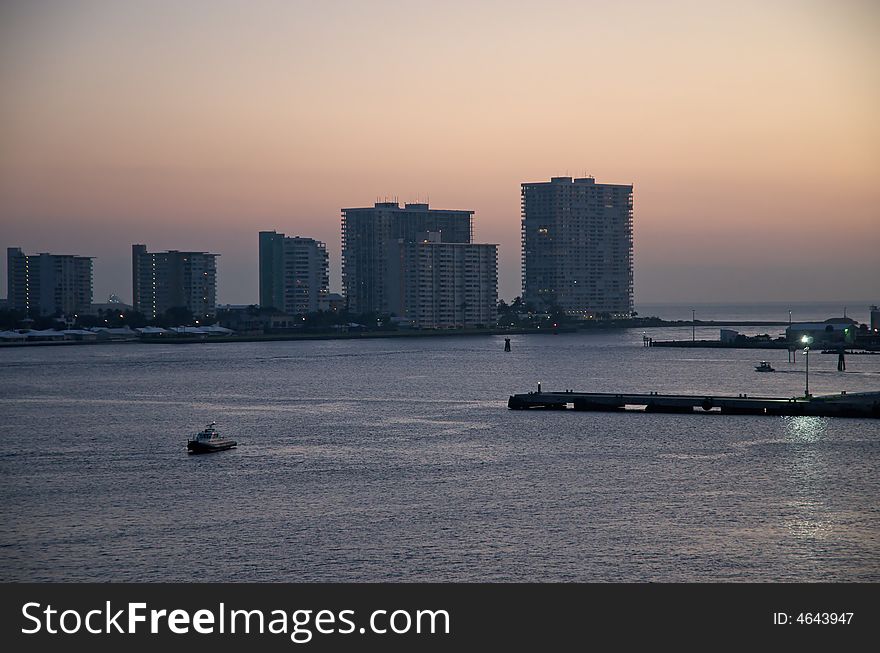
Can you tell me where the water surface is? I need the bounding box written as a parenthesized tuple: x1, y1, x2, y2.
(1, 328, 878, 581)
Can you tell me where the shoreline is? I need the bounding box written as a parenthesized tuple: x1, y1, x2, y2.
(0, 319, 790, 348)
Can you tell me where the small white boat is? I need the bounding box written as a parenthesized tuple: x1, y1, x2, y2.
(187, 422, 237, 454)
(755, 361, 775, 372)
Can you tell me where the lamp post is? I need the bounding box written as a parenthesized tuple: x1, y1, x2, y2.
(801, 335, 812, 397)
(692, 309, 695, 342)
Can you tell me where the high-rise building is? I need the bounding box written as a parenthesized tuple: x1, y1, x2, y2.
(259, 231, 329, 315)
(6, 247, 93, 316)
(132, 245, 218, 320)
(341, 202, 473, 315)
(388, 232, 497, 329)
(521, 176, 633, 317)
(5, 248, 28, 312)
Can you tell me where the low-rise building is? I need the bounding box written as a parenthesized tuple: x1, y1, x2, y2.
(320, 293, 346, 313)
(89, 326, 138, 341)
(87, 296, 133, 317)
(786, 318, 858, 345)
(720, 328, 739, 343)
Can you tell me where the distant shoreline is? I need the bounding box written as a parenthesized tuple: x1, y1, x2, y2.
(0, 319, 790, 348)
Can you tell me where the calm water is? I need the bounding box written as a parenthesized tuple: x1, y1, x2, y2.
(1, 327, 878, 581)
(637, 300, 875, 326)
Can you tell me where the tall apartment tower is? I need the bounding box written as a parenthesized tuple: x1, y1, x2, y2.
(259, 231, 329, 314)
(6, 247, 93, 316)
(132, 245, 218, 320)
(521, 177, 633, 317)
(388, 232, 498, 329)
(341, 202, 473, 315)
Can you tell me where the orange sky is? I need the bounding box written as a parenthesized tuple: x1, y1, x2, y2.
(1, 0, 878, 304)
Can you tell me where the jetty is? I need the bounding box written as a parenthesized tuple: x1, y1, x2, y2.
(508, 389, 880, 418)
(649, 339, 789, 349)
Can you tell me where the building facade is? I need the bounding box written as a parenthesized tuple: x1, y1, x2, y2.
(132, 245, 218, 320)
(786, 318, 858, 345)
(521, 177, 633, 317)
(6, 247, 93, 316)
(259, 231, 329, 315)
(341, 202, 473, 315)
(387, 232, 497, 329)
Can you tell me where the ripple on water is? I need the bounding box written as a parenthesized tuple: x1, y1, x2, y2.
(1, 332, 878, 581)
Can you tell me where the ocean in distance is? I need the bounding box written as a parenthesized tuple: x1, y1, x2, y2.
(1, 302, 878, 582)
(636, 299, 874, 325)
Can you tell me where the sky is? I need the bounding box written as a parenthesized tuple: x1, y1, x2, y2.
(1, 0, 878, 306)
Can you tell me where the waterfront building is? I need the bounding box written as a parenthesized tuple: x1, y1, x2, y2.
(786, 317, 858, 345)
(259, 231, 329, 315)
(521, 176, 633, 318)
(341, 202, 473, 315)
(321, 293, 346, 313)
(388, 232, 497, 329)
(6, 247, 93, 316)
(132, 245, 218, 320)
(87, 294, 133, 317)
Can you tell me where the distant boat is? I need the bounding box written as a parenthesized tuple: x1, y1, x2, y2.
(187, 422, 237, 454)
(755, 361, 775, 372)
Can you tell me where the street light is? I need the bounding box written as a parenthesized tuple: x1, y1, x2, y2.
(692, 309, 695, 342)
(801, 335, 813, 397)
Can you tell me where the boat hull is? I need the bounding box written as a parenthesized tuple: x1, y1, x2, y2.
(187, 439, 237, 454)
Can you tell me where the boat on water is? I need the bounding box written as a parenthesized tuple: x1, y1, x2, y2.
(187, 422, 237, 454)
(755, 361, 775, 372)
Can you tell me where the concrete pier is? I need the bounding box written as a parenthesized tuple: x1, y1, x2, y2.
(508, 390, 880, 418)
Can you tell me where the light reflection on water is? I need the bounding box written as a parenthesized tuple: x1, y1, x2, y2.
(784, 416, 827, 443)
(0, 329, 878, 582)
(781, 417, 833, 545)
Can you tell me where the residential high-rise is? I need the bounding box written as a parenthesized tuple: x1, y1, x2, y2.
(388, 232, 497, 329)
(341, 202, 473, 315)
(521, 176, 633, 317)
(6, 247, 93, 316)
(259, 231, 329, 314)
(132, 245, 218, 320)
(5, 248, 27, 312)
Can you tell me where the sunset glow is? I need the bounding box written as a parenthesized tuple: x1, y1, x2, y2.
(1, 0, 878, 303)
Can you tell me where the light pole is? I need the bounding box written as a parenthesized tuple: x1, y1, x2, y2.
(801, 335, 812, 397)
(692, 309, 695, 342)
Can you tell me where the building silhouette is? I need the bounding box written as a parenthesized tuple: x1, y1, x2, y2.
(259, 231, 329, 315)
(6, 247, 93, 316)
(521, 176, 633, 317)
(132, 245, 218, 320)
(388, 232, 498, 329)
(341, 202, 473, 315)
